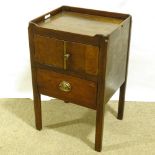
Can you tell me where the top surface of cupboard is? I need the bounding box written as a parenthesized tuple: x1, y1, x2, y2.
(36, 10, 125, 36)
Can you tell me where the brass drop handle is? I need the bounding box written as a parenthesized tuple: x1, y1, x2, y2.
(59, 81, 71, 92)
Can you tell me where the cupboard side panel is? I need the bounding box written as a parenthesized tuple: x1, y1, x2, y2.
(104, 17, 131, 103)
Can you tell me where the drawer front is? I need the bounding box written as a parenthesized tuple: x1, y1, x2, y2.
(34, 35, 99, 76)
(37, 69, 97, 109)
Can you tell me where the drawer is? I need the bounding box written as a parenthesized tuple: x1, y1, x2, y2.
(34, 35, 99, 75)
(37, 68, 97, 109)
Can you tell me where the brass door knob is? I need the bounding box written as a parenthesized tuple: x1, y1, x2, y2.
(59, 81, 71, 92)
(64, 53, 70, 60)
(64, 53, 70, 70)
(63, 41, 70, 70)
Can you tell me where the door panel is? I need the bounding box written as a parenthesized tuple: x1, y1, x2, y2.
(66, 42, 99, 75)
(34, 35, 64, 68)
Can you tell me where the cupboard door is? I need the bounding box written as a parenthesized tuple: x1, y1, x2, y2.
(66, 42, 99, 75)
(34, 35, 64, 68)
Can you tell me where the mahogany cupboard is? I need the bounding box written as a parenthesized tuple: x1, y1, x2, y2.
(28, 6, 131, 152)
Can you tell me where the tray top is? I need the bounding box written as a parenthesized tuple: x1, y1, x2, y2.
(37, 11, 124, 36)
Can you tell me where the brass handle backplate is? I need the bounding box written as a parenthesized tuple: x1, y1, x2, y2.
(59, 81, 71, 92)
